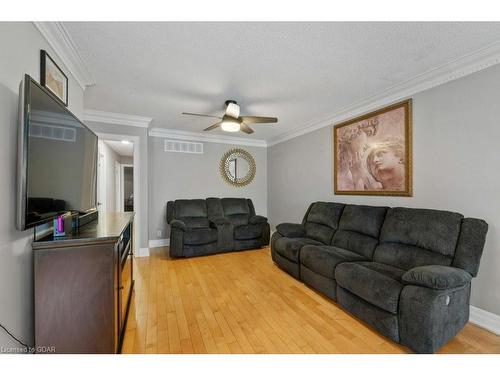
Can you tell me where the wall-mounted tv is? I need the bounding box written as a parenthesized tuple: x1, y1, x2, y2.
(17, 74, 98, 230)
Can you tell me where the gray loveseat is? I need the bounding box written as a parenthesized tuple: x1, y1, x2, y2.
(271, 202, 488, 353)
(167, 198, 270, 257)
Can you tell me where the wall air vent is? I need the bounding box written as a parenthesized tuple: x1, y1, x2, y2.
(164, 139, 203, 154)
(29, 124, 76, 142)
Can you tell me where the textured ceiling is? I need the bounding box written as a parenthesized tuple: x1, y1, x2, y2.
(64, 22, 500, 140)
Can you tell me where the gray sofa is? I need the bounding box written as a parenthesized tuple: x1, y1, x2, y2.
(271, 202, 488, 353)
(167, 198, 270, 257)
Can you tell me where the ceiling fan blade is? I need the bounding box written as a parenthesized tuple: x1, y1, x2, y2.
(240, 123, 254, 134)
(239, 116, 278, 124)
(182, 112, 222, 119)
(203, 121, 222, 131)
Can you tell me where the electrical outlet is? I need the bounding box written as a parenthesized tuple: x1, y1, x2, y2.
(157, 230, 162, 238)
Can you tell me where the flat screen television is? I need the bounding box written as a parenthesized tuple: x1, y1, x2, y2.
(17, 74, 98, 230)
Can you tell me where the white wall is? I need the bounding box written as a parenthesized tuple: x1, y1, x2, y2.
(149, 137, 268, 241)
(268, 63, 500, 316)
(0, 22, 84, 349)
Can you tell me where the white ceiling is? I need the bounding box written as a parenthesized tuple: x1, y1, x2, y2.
(104, 140, 134, 157)
(64, 22, 500, 141)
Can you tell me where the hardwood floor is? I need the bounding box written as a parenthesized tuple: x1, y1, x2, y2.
(121, 247, 500, 354)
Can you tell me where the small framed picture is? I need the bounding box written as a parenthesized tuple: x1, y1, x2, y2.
(40, 50, 68, 106)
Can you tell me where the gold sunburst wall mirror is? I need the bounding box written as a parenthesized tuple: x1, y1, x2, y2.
(220, 148, 256, 187)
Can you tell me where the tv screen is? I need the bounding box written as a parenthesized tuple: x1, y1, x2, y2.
(17, 74, 98, 230)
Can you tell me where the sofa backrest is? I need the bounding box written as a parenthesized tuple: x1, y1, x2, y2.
(452, 217, 488, 277)
(303, 202, 345, 244)
(374, 207, 464, 270)
(332, 204, 388, 259)
(216, 198, 256, 226)
(221, 198, 254, 216)
(166, 199, 210, 228)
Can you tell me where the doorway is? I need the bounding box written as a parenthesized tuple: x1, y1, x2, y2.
(95, 133, 141, 255)
(97, 139, 134, 213)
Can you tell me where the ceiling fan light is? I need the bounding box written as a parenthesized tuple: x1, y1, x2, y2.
(221, 119, 240, 132)
(226, 102, 240, 118)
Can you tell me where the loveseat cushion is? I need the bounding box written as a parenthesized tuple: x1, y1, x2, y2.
(225, 214, 250, 226)
(174, 199, 208, 218)
(179, 217, 210, 229)
(304, 202, 344, 244)
(234, 224, 262, 240)
(221, 198, 250, 216)
(183, 228, 218, 245)
(300, 245, 367, 279)
(335, 262, 406, 314)
(274, 237, 323, 262)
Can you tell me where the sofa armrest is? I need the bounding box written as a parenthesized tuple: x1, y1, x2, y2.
(402, 265, 472, 290)
(276, 223, 306, 238)
(170, 219, 187, 231)
(249, 215, 268, 225)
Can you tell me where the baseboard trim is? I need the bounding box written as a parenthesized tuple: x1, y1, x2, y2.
(469, 305, 500, 335)
(149, 238, 170, 248)
(135, 247, 150, 257)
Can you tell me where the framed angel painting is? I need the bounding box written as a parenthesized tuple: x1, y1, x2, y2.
(334, 99, 412, 196)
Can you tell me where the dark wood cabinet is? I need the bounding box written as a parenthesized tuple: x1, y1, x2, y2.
(33, 213, 134, 353)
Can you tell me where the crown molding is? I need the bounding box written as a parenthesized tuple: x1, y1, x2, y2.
(84, 109, 153, 128)
(34, 22, 95, 90)
(149, 128, 268, 148)
(267, 41, 500, 147)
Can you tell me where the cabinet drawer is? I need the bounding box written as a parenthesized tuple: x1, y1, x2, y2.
(120, 253, 133, 328)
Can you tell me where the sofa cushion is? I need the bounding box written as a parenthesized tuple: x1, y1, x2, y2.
(335, 262, 406, 314)
(183, 228, 218, 245)
(304, 202, 344, 244)
(374, 243, 453, 271)
(300, 245, 367, 279)
(332, 231, 379, 259)
(380, 207, 463, 257)
(234, 224, 262, 240)
(174, 199, 207, 218)
(338, 205, 388, 238)
(221, 198, 250, 216)
(274, 237, 323, 262)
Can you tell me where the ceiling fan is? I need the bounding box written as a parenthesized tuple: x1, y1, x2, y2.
(182, 100, 278, 134)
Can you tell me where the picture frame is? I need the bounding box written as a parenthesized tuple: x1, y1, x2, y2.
(333, 99, 412, 196)
(40, 50, 68, 106)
